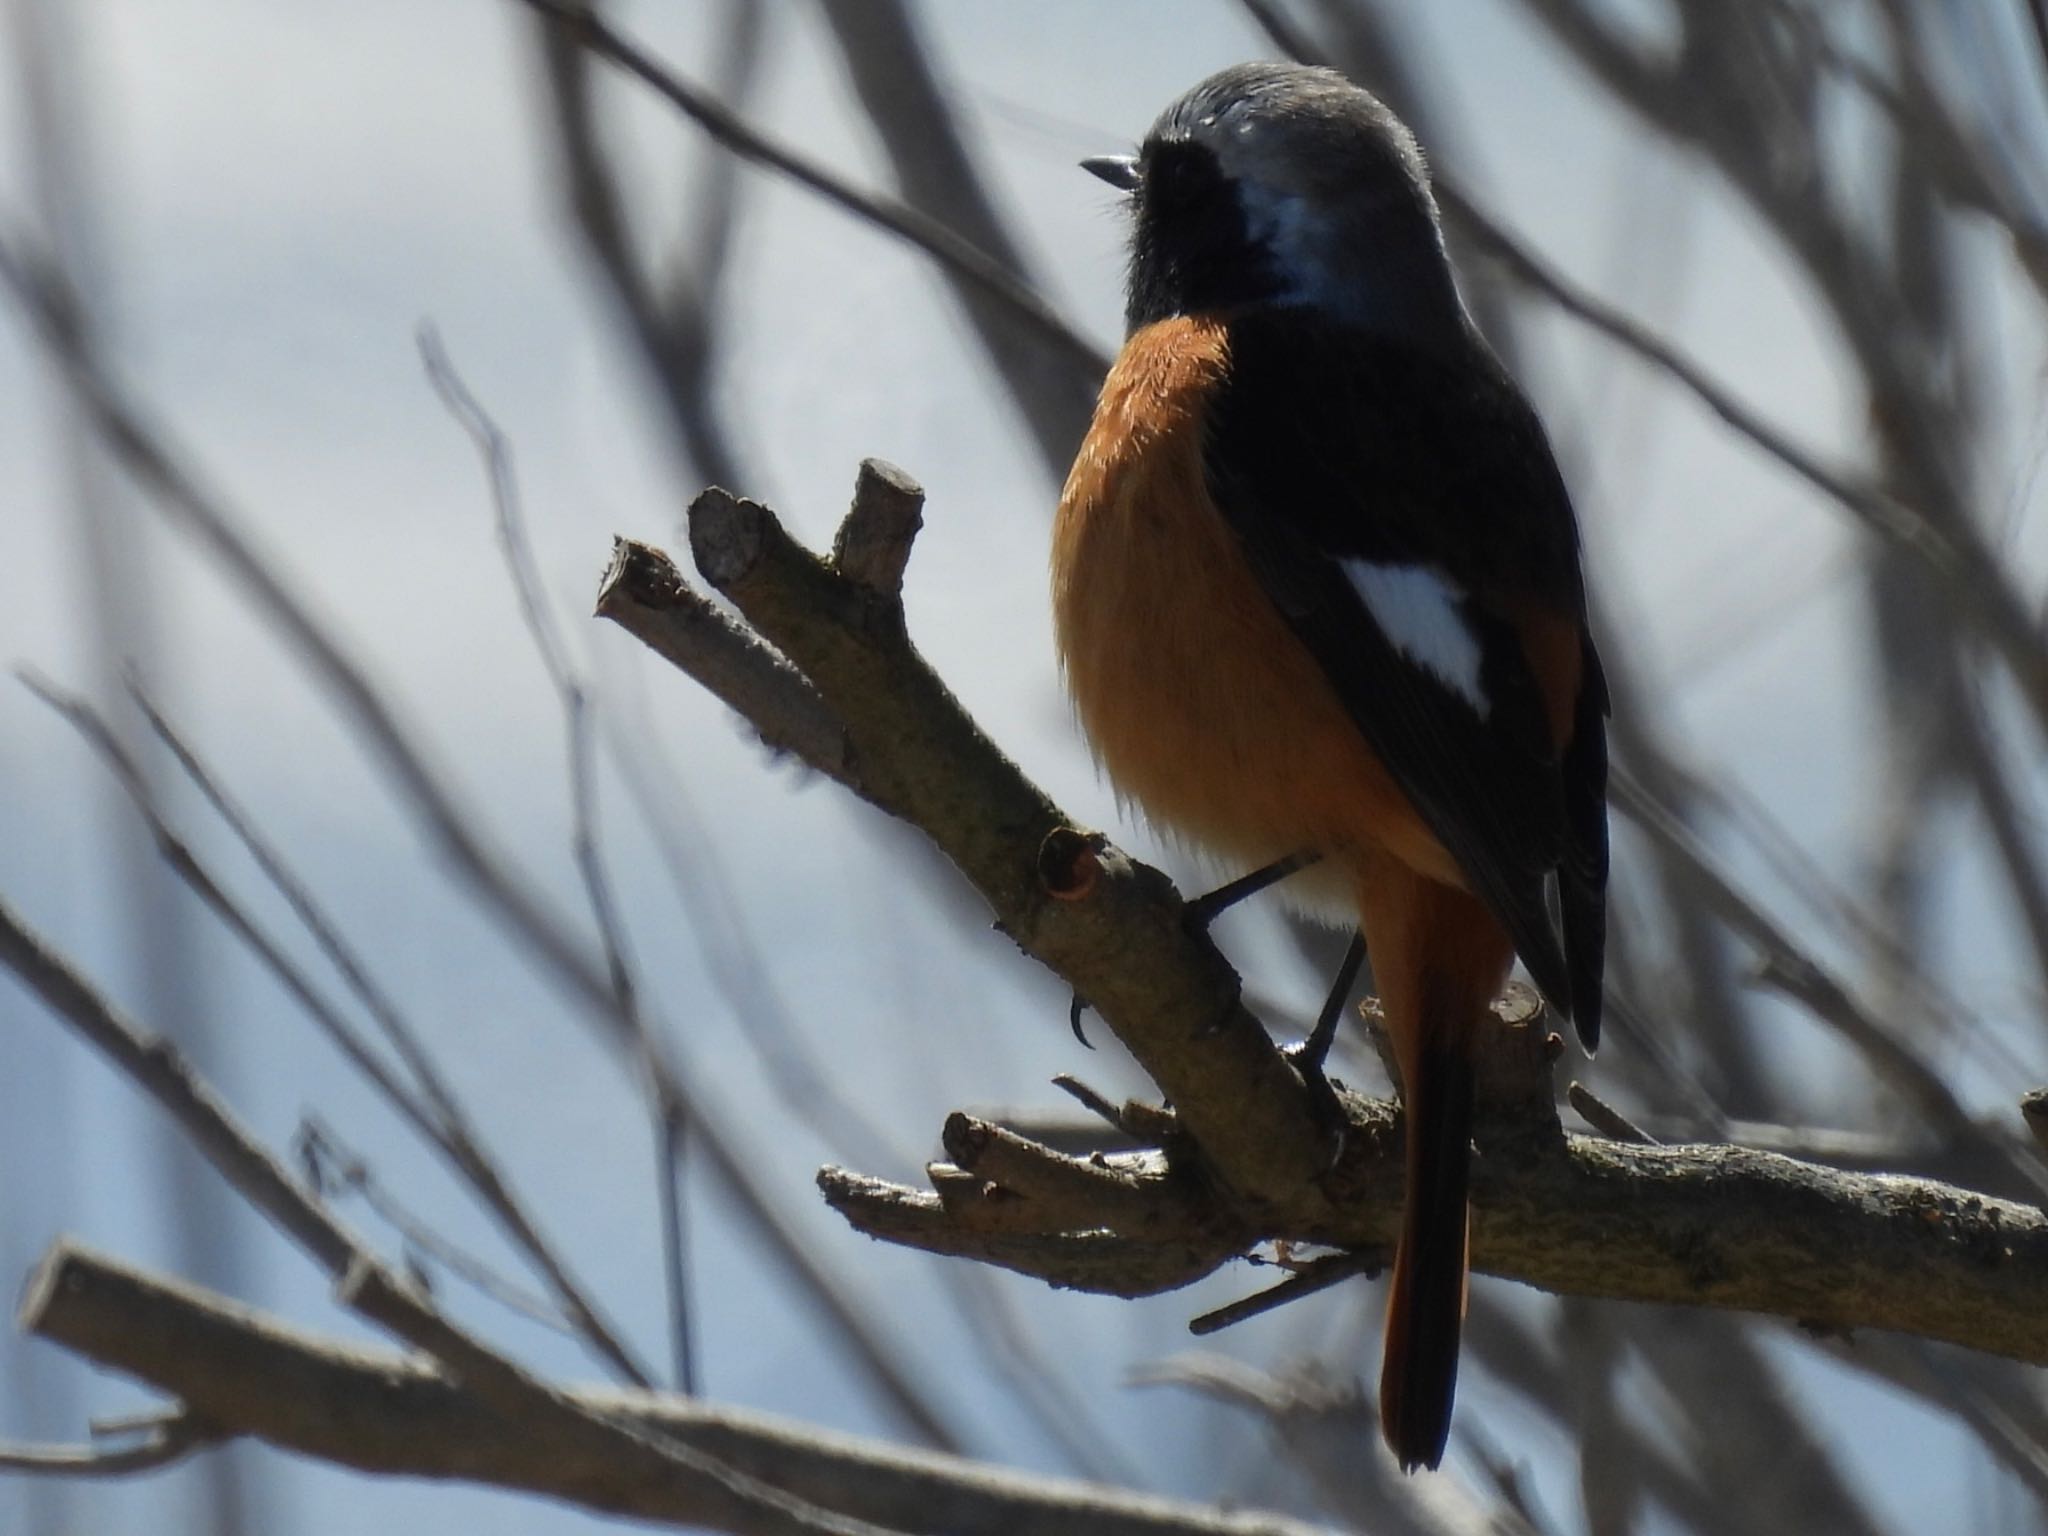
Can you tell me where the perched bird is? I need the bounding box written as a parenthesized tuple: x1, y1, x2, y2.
(1052, 62, 1609, 1471)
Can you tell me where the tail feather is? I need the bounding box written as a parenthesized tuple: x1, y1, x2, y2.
(1378, 1042, 1475, 1472)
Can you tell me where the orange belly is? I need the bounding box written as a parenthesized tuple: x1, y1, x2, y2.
(1051, 315, 1460, 915)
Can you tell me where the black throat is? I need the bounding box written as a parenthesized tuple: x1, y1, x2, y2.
(1123, 138, 1286, 331)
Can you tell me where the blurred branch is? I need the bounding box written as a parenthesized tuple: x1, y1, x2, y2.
(1250, 4, 2048, 755)
(0, 227, 962, 1454)
(1445, 190, 2048, 744)
(532, 9, 748, 485)
(520, 0, 1106, 381)
(22, 1243, 1339, 1536)
(1465, 1301, 1727, 1534)
(420, 325, 698, 1393)
(1610, 769, 2045, 1198)
(294, 1117, 567, 1334)
(603, 465, 2048, 1369)
(0, 1412, 219, 1478)
(128, 684, 651, 1384)
(0, 905, 965, 1536)
(122, 684, 655, 1384)
(1812, 1332, 2048, 1505)
(1630, 1314, 1889, 1536)
(1132, 1353, 1532, 1536)
(813, 0, 1097, 475)
(22, 670, 656, 1385)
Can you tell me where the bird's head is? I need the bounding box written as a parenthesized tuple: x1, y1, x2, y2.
(1087, 63, 1464, 341)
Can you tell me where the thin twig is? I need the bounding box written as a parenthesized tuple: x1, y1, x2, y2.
(419, 324, 697, 1394)
(0, 909, 921, 1536)
(296, 1118, 568, 1334)
(1566, 1082, 1656, 1146)
(0, 235, 957, 1445)
(54, 674, 656, 1385)
(1189, 1251, 1383, 1337)
(517, 0, 1105, 380)
(19, 670, 442, 1142)
(0, 1415, 218, 1477)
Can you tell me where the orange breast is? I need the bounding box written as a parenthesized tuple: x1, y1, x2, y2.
(1051, 315, 1458, 912)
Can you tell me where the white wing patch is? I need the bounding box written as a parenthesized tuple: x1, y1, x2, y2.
(1342, 560, 1489, 715)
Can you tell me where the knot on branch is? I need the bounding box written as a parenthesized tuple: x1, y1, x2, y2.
(1468, 987, 1567, 1150)
(1037, 826, 1106, 902)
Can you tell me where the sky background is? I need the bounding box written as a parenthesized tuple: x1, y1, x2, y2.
(3, 2, 2045, 1532)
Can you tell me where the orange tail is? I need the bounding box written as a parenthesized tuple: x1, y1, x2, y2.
(1378, 1038, 1475, 1472)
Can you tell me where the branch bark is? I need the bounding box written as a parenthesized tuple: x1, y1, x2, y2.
(21, 1242, 1333, 1536)
(601, 465, 2048, 1371)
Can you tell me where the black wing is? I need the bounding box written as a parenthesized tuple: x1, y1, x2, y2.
(1203, 309, 1608, 1045)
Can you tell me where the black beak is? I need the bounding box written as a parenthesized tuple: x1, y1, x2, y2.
(1080, 154, 1141, 193)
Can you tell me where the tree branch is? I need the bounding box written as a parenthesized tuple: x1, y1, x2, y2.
(601, 466, 2048, 1370)
(517, 0, 1105, 382)
(21, 1242, 1334, 1536)
(606, 470, 1337, 1212)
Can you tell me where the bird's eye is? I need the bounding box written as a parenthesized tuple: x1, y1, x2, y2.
(1141, 141, 1220, 213)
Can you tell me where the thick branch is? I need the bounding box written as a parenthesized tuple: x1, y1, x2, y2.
(603, 470, 2048, 1370)
(830, 1070, 2048, 1366)
(22, 1242, 1331, 1536)
(604, 475, 1337, 1215)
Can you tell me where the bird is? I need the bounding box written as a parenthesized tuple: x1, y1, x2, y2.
(1051, 62, 1609, 1472)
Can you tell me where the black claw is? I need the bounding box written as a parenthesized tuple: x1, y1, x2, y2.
(1069, 992, 1096, 1049)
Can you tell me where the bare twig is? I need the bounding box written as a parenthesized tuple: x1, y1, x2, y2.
(1566, 1082, 1656, 1145)
(517, 0, 1105, 381)
(36, 671, 656, 1386)
(813, 0, 1098, 474)
(419, 325, 697, 1394)
(0, 1414, 218, 1477)
(20, 668, 436, 1137)
(0, 232, 961, 1450)
(1188, 1252, 1383, 1337)
(0, 908, 937, 1536)
(296, 1118, 567, 1334)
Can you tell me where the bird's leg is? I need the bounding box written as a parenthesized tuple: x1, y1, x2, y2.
(1183, 849, 1321, 931)
(1287, 929, 1367, 1147)
(1297, 928, 1367, 1072)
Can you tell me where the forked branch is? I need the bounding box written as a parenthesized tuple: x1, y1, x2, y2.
(600, 463, 2048, 1368)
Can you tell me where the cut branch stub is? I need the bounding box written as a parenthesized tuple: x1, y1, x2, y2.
(831, 458, 925, 597)
(595, 538, 856, 788)
(1038, 826, 1107, 903)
